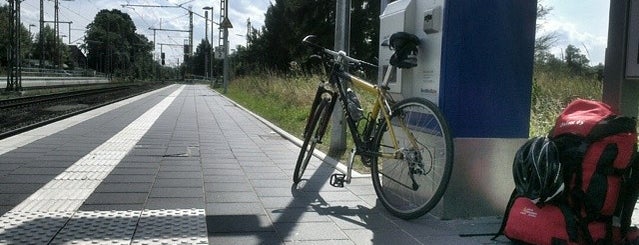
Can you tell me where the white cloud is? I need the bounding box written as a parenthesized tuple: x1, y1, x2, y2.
(540, 0, 610, 65)
(539, 19, 608, 65)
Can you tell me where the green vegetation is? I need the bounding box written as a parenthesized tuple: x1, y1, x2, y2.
(224, 74, 318, 138)
(529, 66, 602, 137)
(222, 1, 607, 145)
(221, 73, 376, 172)
(221, 63, 605, 161)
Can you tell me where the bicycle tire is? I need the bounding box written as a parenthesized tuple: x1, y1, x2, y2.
(293, 97, 332, 183)
(371, 97, 453, 219)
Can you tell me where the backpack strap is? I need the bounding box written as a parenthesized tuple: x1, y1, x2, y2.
(492, 189, 518, 241)
(619, 151, 639, 236)
(588, 116, 636, 141)
(557, 202, 580, 243)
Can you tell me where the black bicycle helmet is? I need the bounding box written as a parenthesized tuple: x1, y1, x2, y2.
(513, 137, 565, 204)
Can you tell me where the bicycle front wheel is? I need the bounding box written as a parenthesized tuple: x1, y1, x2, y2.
(371, 97, 453, 219)
(293, 97, 332, 183)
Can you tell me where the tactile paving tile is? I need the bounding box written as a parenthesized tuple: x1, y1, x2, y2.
(0, 86, 187, 244)
(0, 211, 73, 244)
(8, 86, 186, 214)
(50, 210, 141, 244)
(131, 209, 208, 244)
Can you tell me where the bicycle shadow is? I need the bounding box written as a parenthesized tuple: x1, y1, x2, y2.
(269, 153, 429, 244)
(273, 153, 501, 244)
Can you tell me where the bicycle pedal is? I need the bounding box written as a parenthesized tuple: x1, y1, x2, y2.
(330, 174, 346, 188)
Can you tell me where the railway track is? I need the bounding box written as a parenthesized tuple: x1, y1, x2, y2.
(0, 83, 165, 139)
(0, 86, 130, 109)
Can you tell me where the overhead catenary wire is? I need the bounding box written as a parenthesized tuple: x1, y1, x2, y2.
(17, 0, 240, 68)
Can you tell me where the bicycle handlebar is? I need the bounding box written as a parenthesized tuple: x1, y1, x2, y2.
(302, 35, 377, 69)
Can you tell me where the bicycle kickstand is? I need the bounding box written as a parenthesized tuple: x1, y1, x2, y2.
(330, 148, 356, 187)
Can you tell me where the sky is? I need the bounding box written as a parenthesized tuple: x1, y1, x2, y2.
(540, 0, 610, 65)
(18, 0, 272, 67)
(17, 0, 610, 67)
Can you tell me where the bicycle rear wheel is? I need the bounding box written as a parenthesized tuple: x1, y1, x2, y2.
(293, 97, 332, 183)
(371, 97, 453, 219)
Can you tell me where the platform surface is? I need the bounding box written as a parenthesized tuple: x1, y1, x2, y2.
(0, 84, 544, 244)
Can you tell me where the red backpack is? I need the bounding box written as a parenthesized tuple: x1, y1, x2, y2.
(496, 99, 639, 244)
(550, 99, 638, 243)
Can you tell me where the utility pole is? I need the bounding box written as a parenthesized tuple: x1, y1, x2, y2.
(149, 27, 191, 68)
(6, 0, 22, 92)
(123, 3, 206, 79)
(218, 0, 225, 48)
(44, 19, 72, 68)
(204, 11, 209, 43)
(54, 0, 59, 68)
(44, 21, 72, 40)
(189, 7, 193, 56)
(188, 7, 194, 78)
(214, 11, 219, 80)
(381, 0, 390, 13)
(246, 18, 251, 46)
(204, 10, 209, 78)
(602, 0, 639, 117)
(220, 0, 232, 94)
(39, 0, 44, 68)
(52, 0, 74, 69)
(329, 0, 351, 155)
(204, 5, 215, 82)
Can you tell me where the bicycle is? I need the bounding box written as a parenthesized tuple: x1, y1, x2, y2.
(293, 32, 454, 219)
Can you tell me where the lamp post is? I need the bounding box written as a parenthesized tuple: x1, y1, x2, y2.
(203, 9, 209, 78)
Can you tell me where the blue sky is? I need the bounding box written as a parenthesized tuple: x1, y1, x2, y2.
(18, 0, 610, 66)
(540, 0, 609, 65)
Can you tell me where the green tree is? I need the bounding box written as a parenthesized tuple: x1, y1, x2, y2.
(350, 0, 379, 70)
(32, 25, 68, 68)
(259, 0, 299, 72)
(234, 0, 380, 75)
(0, 4, 34, 68)
(534, 1, 559, 64)
(84, 9, 153, 78)
(565, 44, 590, 74)
(188, 39, 213, 77)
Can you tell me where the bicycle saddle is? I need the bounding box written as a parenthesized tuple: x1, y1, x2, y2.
(386, 32, 420, 69)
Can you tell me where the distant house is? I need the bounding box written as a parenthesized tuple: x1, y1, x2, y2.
(66, 45, 87, 69)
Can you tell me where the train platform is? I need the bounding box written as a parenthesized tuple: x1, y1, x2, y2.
(0, 84, 506, 244)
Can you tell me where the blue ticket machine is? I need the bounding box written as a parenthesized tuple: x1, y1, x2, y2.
(379, 0, 537, 218)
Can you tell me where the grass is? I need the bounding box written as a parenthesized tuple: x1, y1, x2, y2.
(529, 67, 602, 137)
(220, 73, 376, 172)
(223, 73, 318, 138)
(220, 67, 606, 172)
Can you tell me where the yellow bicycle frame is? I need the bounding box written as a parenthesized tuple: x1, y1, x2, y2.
(344, 73, 420, 159)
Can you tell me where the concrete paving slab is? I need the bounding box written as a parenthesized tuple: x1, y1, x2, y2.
(206, 191, 260, 203)
(145, 197, 205, 209)
(153, 178, 203, 187)
(0, 85, 520, 244)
